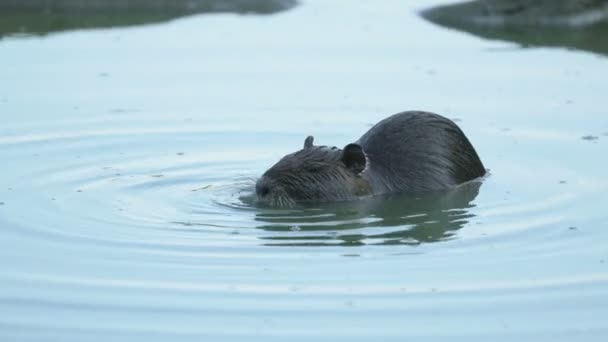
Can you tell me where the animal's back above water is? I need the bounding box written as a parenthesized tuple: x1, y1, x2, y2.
(256, 110, 486, 206)
(358, 111, 486, 194)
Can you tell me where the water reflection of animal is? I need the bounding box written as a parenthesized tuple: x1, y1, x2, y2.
(255, 181, 482, 247)
(256, 111, 486, 207)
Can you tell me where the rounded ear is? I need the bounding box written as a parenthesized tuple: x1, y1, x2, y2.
(303, 136, 314, 149)
(342, 143, 366, 174)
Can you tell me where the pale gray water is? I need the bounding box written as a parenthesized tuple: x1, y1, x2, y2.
(1, 0, 607, 341)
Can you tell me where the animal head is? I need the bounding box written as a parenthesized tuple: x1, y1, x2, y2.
(256, 136, 370, 207)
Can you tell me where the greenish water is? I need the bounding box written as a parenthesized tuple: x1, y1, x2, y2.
(421, 0, 608, 56)
(1, 0, 607, 341)
(0, 0, 296, 38)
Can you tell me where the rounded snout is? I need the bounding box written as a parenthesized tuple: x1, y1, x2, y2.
(255, 176, 272, 199)
(255, 176, 295, 207)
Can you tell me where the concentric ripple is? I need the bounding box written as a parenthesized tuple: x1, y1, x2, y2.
(1, 113, 607, 341)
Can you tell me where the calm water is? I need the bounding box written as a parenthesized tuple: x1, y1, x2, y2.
(1, 0, 608, 341)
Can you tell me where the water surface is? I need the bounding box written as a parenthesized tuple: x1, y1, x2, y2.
(1, 0, 607, 341)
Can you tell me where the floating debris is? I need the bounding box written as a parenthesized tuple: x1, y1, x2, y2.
(581, 135, 599, 141)
(191, 185, 212, 192)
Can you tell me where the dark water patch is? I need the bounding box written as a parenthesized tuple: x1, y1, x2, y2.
(421, 0, 608, 56)
(0, 0, 297, 39)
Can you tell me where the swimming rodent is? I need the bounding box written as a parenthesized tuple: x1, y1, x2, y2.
(256, 111, 486, 207)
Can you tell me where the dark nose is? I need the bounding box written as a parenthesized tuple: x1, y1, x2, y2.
(256, 178, 271, 198)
